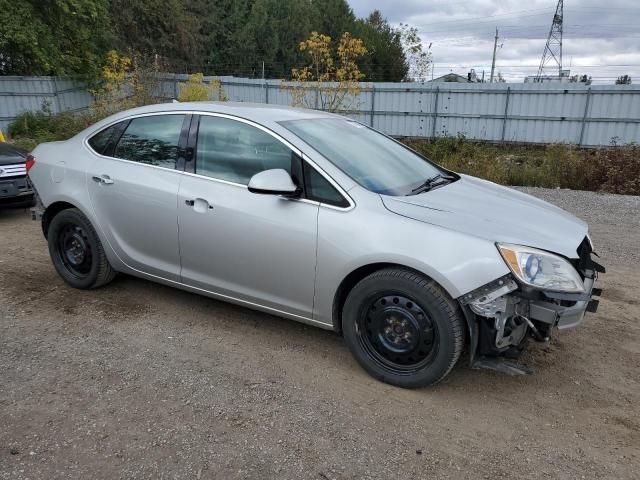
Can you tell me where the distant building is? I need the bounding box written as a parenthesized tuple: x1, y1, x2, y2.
(429, 73, 471, 83)
(524, 69, 572, 83)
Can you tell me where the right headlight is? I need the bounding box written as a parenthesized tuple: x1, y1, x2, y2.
(497, 243, 585, 293)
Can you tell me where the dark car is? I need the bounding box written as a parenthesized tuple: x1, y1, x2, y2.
(0, 143, 35, 208)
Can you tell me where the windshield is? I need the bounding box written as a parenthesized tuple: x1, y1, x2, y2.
(280, 118, 449, 196)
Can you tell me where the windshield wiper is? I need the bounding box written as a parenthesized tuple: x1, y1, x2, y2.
(408, 174, 455, 195)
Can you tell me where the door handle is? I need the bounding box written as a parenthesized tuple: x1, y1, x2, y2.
(92, 175, 114, 185)
(185, 198, 213, 210)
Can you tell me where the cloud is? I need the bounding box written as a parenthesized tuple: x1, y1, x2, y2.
(348, 0, 640, 83)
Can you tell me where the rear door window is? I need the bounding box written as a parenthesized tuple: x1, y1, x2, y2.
(114, 115, 185, 169)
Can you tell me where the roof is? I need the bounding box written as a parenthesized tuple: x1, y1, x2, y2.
(112, 101, 337, 124)
(429, 74, 471, 83)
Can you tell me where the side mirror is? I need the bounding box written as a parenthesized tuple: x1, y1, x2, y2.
(248, 169, 301, 197)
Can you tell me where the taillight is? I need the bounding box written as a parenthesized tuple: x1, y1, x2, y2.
(25, 155, 35, 173)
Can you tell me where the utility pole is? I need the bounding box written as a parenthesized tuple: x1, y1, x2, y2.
(536, 0, 564, 81)
(490, 28, 499, 83)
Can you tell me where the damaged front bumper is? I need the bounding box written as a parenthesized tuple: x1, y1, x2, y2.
(458, 249, 604, 373)
(528, 275, 599, 330)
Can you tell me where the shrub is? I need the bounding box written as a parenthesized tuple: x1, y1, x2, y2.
(404, 137, 640, 196)
(9, 110, 94, 151)
(177, 73, 227, 102)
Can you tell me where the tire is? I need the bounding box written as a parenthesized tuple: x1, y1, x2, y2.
(342, 268, 465, 388)
(47, 208, 116, 289)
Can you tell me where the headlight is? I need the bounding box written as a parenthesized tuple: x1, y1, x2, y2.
(497, 243, 585, 293)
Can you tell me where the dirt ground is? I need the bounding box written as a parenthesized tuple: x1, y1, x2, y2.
(1, 190, 638, 480)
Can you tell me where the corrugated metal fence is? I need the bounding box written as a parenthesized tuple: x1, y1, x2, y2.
(2, 75, 639, 146)
(0, 77, 93, 132)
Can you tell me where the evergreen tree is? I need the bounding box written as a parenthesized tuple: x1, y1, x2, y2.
(109, 0, 203, 69)
(310, 0, 356, 41)
(355, 10, 408, 82)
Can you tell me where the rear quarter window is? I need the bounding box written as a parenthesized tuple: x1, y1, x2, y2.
(88, 124, 120, 155)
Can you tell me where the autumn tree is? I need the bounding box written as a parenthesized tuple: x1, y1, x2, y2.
(291, 32, 367, 112)
(399, 24, 432, 82)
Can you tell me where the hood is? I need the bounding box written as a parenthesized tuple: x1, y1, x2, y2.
(0, 143, 27, 166)
(381, 174, 588, 259)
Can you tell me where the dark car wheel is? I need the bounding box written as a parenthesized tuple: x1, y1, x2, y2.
(47, 208, 116, 289)
(342, 268, 465, 388)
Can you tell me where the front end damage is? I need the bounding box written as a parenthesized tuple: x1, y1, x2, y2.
(458, 238, 604, 375)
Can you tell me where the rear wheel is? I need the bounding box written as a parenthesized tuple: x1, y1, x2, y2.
(342, 268, 465, 388)
(48, 208, 116, 289)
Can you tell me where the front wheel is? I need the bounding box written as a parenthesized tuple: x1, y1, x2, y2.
(342, 268, 465, 388)
(47, 208, 116, 289)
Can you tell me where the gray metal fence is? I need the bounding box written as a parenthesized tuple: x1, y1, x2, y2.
(2, 75, 639, 147)
(0, 77, 93, 133)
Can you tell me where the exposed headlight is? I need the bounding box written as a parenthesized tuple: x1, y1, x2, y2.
(497, 243, 585, 293)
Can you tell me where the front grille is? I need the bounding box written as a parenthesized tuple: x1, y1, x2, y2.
(0, 163, 26, 178)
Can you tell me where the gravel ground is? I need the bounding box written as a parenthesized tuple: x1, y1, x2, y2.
(0, 188, 638, 480)
(513, 187, 640, 266)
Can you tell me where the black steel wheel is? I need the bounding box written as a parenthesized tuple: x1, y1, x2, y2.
(57, 223, 93, 279)
(342, 268, 465, 388)
(48, 208, 116, 289)
(358, 294, 439, 374)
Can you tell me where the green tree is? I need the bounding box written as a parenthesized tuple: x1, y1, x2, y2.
(0, 0, 110, 76)
(192, 0, 253, 75)
(238, 0, 313, 78)
(310, 0, 356, 41)
(109, 0, 203, 70)
(355, 10, 408, 82)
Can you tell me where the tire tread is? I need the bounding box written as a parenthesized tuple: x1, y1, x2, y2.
(48, 208, 116, 289)
(342, 267, 465, 388)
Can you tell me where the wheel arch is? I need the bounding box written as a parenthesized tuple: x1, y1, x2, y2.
(42, 201, 77, 239)
(332, 262, 456, 333)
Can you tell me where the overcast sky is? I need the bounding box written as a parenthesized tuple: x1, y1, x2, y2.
(348, 0, 639, 84)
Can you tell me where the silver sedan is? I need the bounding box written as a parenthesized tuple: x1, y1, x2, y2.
(27, 102, 602, 388)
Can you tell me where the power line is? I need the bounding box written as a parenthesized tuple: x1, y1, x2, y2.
(413, 7, 556, 28)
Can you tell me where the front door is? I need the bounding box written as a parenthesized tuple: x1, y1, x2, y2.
(177, 115, 318, 318)
(86, 113, 188, 281)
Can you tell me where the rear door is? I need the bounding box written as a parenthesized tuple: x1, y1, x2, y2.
(177, 114, 319, 318)
(86, 113, 190, 281)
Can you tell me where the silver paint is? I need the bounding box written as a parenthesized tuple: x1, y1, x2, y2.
(29, 102, 592, 331)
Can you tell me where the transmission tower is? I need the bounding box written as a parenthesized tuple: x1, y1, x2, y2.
(536, 0, 564, 81)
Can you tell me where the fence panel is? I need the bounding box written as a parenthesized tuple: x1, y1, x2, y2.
(0, 77, 91, 132)
(1, 75, 639, 147)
